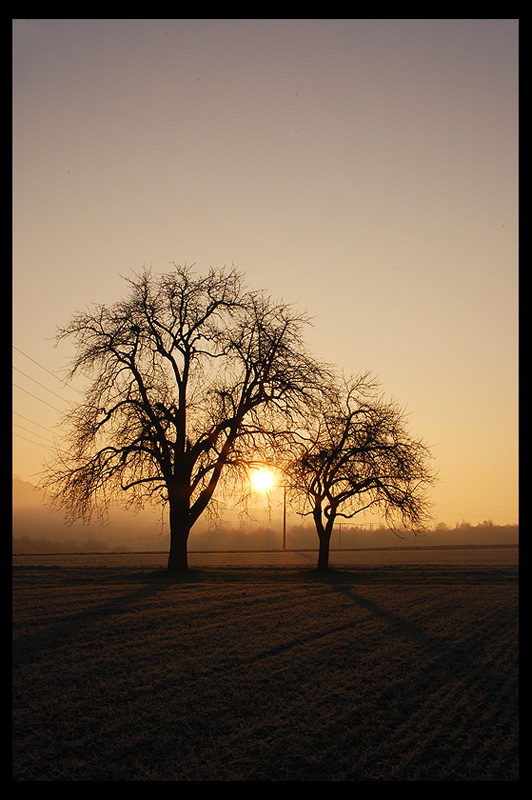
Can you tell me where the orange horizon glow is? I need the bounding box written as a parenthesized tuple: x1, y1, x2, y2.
(12, 20, 518, 528)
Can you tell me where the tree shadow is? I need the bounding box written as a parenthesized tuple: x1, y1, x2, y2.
(142, 566, 365, 585)
(12, 576, 172, 667)
(12, 563, 516, 669)
(142, 564, 517, 586)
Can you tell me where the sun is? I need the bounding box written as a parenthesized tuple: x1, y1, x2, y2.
(250, 467, 275, 492)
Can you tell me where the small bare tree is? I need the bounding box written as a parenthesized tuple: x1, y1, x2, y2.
(284, 373, 436, 572)
(41, 264, 325, 572)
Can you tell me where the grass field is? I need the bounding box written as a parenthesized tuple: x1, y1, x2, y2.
(12, 553, 518, 781)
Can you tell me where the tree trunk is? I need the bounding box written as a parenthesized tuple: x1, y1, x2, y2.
(166, 485, 192, 573)
(314, 507, 336, 573)
(317, 531, 331, 572)
(167, 526, 190, 573)
(313, 506, 332, 572)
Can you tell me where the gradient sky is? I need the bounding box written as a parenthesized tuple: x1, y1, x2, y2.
(12, 19, 518, 526)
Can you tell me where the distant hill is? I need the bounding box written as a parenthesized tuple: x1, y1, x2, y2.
(12, 477, 46, 508)
(12, 477, 166, 553)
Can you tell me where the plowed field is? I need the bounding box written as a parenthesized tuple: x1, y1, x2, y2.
(12, 552, 518, 781)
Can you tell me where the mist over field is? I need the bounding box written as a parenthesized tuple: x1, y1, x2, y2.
(13, 478, 518, 555)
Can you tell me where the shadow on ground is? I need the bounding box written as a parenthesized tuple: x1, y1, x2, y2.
(12, 563, 518, 589)
(142, 565, 518, 586)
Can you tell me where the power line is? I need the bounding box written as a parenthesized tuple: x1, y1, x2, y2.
(13, 423, 55, 444)
(12, 346, 78, 457)
(12, 411, 56, 435)
(12, 345, 85, 397)
(13, 431, 54, 451)
(13, 366, 75, 406)
(12, 383, 64, 413)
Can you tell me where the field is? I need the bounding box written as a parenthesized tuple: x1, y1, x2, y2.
(12, 548, 518, 781)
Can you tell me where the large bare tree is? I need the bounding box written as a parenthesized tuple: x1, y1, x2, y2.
(284, 373, 436, 571)
(41, 265, 325, 572)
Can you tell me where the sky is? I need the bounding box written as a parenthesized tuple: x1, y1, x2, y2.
(12, 19, 518, 527)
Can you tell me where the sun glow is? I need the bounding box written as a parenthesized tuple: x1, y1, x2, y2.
(250, 467, 276, 493)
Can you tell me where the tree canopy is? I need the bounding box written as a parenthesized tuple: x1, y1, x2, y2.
(283, 373, 436, 570)
(41, 264, 327, 571)
(41, 264, 435, 573)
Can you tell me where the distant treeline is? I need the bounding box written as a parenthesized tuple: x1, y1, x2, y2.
(12, 518, 518, 554)
(13, 477, 518, 553)
(186, 521, 519, 552)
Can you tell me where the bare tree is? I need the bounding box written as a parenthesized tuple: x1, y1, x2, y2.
(41, 265, 325, 572)
(284, 373, 436, 572)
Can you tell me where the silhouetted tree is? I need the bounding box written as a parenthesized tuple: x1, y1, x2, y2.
(285, 373, 436, 572)
(41, 264, 326, 572)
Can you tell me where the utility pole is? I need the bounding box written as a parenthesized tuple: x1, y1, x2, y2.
(283, 485, 287, 550)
